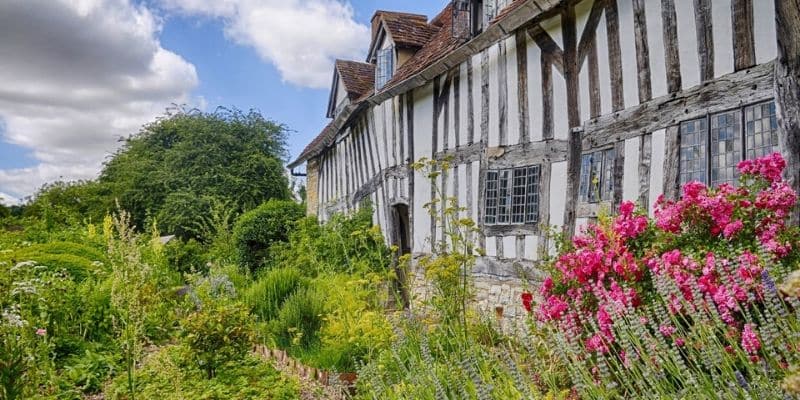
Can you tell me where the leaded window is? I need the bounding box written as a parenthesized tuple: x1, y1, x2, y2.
(679, 100, 779, 187)
(484, 165, 541, 225)
(579, 148, 615, 203)
(375, 47, 394, 90)
(745, 102, 779, 159)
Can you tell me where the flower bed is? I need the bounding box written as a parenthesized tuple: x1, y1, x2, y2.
(530, 153, 800, 398)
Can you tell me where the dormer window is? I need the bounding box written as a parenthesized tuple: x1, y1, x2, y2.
(375, 47, 394, 90)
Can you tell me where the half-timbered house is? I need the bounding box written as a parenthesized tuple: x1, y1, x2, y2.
(288, 0, 800, 323)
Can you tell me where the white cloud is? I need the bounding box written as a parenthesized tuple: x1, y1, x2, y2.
(162, 0, 370, 88)
(0, 0, 199, 200)
(0, 191, 20, 207)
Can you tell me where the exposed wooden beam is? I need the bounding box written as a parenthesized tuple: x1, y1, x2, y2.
(694, 0, 714, 82)
(583, 61, 774, 148)
(731, 0, 756, 71)
(526, 25, 565, 75)
(577, 0, 607, 64)
(605, 0, 624, 111)
(661, 0, 682, 93)
(516, 30, 530, 144)
(632, 0, 652, 102)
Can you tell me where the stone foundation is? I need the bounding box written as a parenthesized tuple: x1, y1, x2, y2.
(407, 255, 546, 335)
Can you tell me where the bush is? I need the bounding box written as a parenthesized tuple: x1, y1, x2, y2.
(269, 205, 391, 276)
(232, 199, 304, 272)
(244, 267, 305, 321)
(534, 153, 800, 398)
(271, 286, 326, 350)
(180, 298, 253, 379)
(106, 345, 299, 400)
(164, 238, 206, 274)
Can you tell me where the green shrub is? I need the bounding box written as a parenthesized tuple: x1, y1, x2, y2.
(164, 238, 206, 274)
(106, 345, 299, 400)
(269, 205, 391, 276)
(271, 286, 326, 350)
(180, 299, 253, 379)
(244, 267, 304, 321)
(61, 349, 118, 394)
(232, 199, 304, 272)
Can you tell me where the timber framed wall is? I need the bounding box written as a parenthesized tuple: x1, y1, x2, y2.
(301, 0, 792, 322)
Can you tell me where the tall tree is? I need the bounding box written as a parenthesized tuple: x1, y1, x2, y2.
(100, 107, 291, 238)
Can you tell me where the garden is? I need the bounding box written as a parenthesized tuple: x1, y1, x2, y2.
(2, 124, 800, 399)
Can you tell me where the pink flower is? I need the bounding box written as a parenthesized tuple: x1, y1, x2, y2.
(585, 334, 610, 354)
(659, 324, 676, 337)
(722, 220, 743, 238)
(674, 337, 685, 347)
(541, 277, 554, 296)
(741, 324, 761, 355)
(35, 328, 46, 336)
(738, 152, 786, 183)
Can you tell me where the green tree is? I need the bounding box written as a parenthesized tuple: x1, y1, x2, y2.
(100, 107, 290, 239)
(23, 180, 113, 226)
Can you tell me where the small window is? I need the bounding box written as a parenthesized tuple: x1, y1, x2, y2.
(375, 47, 394, 90)
(679, 100, 779, 187)
(579, 148, 615, 203)
(484, 165, 541, 225)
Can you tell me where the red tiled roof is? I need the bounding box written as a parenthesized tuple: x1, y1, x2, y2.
(294, 120, 336, 168)
(377, 11, 438, 49)
(336, 60, 375, 100)
(380, 3, 459, 91)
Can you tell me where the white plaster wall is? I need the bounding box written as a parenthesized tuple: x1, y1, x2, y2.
(595, 9, 612, 115)
(552, 66, 568, 139)
(523, 235, 537, 260)
(579, 57, 590, 122)
(675, 0, 700, 89)
(623, 136, 641, 202)
(712, 0, 734, 77)
(503, 236, 516, 259)
(754, 0, 777, 64)
(549, 161, 567, 230)
(506, 35, 520, 146)
(644, 0, 667, 98)
(617, 0, 639, 108)
(526, 38, 543, 142)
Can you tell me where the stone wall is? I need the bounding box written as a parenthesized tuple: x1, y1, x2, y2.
(407, 255, 546, 335)
(305, 158, 319, 216)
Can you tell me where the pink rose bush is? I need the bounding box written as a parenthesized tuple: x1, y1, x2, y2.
(532, 153, 800, 397)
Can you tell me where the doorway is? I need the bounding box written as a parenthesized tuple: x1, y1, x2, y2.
(391, 204, 410, 309)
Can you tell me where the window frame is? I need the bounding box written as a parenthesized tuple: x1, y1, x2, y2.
(679, 100, 778, 187)
(483, 164, 541, 228)
(375, 46, 395, 90)
(578, 147, 615, 204)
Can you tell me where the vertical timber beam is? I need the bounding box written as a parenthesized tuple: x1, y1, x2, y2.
(694, 0, 714, 82)
(774, 0, 800, 223)
(516, 30, 530, 143)
(731, 0, 756, 70)
(632, 0, 652, 102)
(562, 5, 581, 239)
(661, 0, 682, 93)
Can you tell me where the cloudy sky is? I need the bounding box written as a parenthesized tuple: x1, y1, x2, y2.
(0, 0, 447, 205)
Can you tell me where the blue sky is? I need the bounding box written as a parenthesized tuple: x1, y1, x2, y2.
(0, 0, 448, 204)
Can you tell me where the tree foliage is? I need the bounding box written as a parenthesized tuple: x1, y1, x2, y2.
(98, 107, 290, 238)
